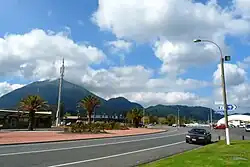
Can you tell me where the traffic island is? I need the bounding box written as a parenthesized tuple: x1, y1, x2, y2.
(140, 140, 250, 167)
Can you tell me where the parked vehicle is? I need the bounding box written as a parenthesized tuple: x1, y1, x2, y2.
(172, 124, 177, 127)
(239, 124, 245, 128)
(245, 124, 250, 132)
(185, 128, 212, 145)
(214, 124, 226, 129)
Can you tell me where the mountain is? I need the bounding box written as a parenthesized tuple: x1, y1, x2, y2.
(0, 79, 105, 111)
(0, 79, 141, 115)
(145, 105, 223, 121)
(0, 79, 223, 121)
(102, 97, 143, 115)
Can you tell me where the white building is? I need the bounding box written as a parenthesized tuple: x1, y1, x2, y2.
(217, 114, 250, 126)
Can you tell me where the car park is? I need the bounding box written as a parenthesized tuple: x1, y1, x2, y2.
(186, 128, 212, 145)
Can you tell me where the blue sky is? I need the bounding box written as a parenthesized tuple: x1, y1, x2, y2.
(0, 0, 250, 111)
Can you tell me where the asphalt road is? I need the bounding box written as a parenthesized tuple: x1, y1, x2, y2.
(1, 126, 246, 167)
(0, 127, 201, 167)
(213, 127, 250, 140)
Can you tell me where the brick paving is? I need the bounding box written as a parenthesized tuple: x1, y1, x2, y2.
(0, 128, 166, 145)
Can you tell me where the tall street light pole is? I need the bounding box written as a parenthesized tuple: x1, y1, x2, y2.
(193, 39, 230, 145)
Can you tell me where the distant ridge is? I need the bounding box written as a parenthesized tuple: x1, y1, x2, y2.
(0, 79, 224, 121)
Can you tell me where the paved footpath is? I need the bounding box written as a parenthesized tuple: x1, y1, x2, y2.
(0, 128, 165, 145)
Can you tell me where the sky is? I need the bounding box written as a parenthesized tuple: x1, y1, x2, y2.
(0, 0, 250, 113)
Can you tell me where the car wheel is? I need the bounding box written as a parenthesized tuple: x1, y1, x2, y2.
(186, 139, 189, 143)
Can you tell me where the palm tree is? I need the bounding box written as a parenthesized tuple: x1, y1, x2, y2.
(78, 95, 101, 124)
(128, 108, 143, 128)
(19, 95, 49, 131)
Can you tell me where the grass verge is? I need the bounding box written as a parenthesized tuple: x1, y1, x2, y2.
(141, 140, 250, 167)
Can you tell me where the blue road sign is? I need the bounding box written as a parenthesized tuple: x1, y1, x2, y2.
(218, 104, 237, 111)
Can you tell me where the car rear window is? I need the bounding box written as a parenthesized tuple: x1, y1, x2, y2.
(246, 125, 250, 128)
(190, 129, 206, 134)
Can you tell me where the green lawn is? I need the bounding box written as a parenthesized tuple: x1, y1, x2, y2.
(141, 140, 250, 167)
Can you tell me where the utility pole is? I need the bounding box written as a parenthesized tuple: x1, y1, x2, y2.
(56, 58, 65, 127)
(177, 106, 180, 129)
(210, 108, 213, 130)
(143, 108, 145, 125)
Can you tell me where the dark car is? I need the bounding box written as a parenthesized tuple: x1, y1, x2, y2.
(186, 128, 212, 145)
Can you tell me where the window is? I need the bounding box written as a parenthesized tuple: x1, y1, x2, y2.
(190, 128, 206, 134)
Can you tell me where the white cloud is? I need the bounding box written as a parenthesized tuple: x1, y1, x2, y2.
(93, 0, 250, 41)
(213, 63, 247, 86)
(213, 83, 250, 108)
(92, 0, 250, 74)
(238, 56, 250, 69)
(233, 0, 250, 19)
(154, 40, 219, 74)
(77, 65, 210, 107)
(2, 0, 250, 108)
(0, 29, 106, 80)
(0, 82, 25, 97)
(108, 91, 210, 108)
(0, 29, 210, 108)
(106, 39, 132, 54)
(213, 63, 250, 112)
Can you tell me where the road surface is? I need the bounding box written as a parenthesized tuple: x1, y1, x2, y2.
(0, 127, 200, 167)
(214, 127, 250, 140)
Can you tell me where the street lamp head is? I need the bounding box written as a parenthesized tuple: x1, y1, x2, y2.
(193, 39, 202, 43)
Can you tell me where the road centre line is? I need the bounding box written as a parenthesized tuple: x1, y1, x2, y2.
(48, 141, 185, 167)
(0, 132, 186, 157)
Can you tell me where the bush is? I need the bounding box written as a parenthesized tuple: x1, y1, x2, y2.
(64, 122, 129, 133)
(64, 122, 104, 133)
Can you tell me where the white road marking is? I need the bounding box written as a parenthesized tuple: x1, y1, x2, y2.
(48, 141, 185, 167)
(0, 132, 186, 157)
(0, 129, 178, 148)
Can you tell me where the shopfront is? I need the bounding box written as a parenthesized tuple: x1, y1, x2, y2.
(0, 109, 52, 129)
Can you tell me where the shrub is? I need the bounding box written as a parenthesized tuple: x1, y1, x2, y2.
(64, 122, 129, 133)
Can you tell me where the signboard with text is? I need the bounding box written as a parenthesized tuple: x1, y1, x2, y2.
(218, 104, 237, 111)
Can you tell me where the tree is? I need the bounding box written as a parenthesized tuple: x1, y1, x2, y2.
(64, 112, 71, 117)
(78, 95, 101, 124)
(19, 95, 49, 131)
(126, 111, 134, 124)
(127, 108, 143, 128)
(149, 115, 158, 124)
(166, 114, 176, 125)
